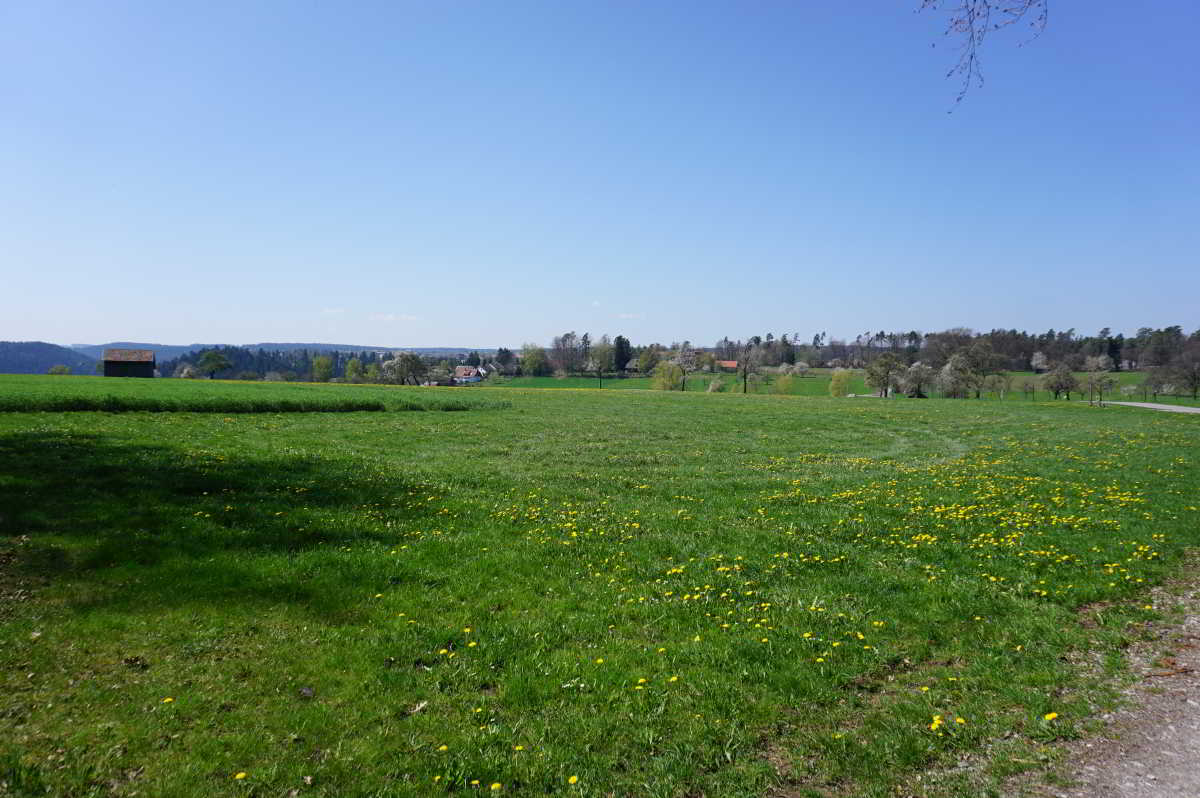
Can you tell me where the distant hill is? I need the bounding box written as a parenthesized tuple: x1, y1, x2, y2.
(72, 342, 496, 359)
(246, 342, 405, 353)
(247, 343, 495, 356)
(70, 342, 224, 361)
(0, 342, 99, 375)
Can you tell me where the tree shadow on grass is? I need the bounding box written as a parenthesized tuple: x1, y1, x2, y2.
(0, 431, 429, 620)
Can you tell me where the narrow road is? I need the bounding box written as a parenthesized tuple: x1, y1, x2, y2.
(1105, 401, 1200, 414)
(1027, 580, 1200, 798)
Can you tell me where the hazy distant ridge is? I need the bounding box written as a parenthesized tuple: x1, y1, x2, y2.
(70, 342, 495, 360)
(1, 342, 98, 374)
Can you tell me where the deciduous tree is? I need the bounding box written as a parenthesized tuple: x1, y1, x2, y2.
(739, 346, 764, 394)
(197, 350, 232, 379)
(829, 368, 852, 398)
(937, 353, 974, 398)
(520, 344, 552, 377)
(1042, 367, 1078, 401)
(1171, 346, 1200, 399)
(312, 355, 334, 383)
(637, 346, 661, 375)
(652, 361, 684, 391)
(901, 362, 935, 398)
(673, 342, 697, 391)
(922, 0, 1048, 103)
(864, 353, 903, 397)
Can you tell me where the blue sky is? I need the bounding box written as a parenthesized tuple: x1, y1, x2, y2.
(3, 1, 1197, 348)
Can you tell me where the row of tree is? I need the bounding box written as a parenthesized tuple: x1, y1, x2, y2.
(713, 326, 1198, 372)
(160, 346, 488, 385)
(854, 346, 1200, 401)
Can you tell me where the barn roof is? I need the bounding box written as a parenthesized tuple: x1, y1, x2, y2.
(103, 348, 155, 362)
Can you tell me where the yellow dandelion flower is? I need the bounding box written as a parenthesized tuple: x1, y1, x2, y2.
(161, 697, 174, 703)
(491, 783, 502, 791)
(568, 775, 579, 784)
(234, 772, 247, 780)
(437, 744, 449, 751)
(1044, 712, 1058, 721)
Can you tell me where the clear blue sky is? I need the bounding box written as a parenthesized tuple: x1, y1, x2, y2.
(3, 1, 1197, 348)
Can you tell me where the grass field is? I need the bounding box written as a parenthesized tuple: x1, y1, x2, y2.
(490, 371, 871, 395)
(0, 375, 510, 413)
(2, 375, 1198, 797)
(491, 370, 1200, 406)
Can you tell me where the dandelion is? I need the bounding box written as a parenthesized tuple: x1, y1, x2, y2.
(437, 744, 449, 751)
(955, 717, 966, 724)
(491, 783, 502, 791)
(1044, 712, 1058, 721)
(234, 772, 247, 780)
(594, 657, 604, 664)
(568, 775, 579, 784)
(930, 714, 944, 731)
(668, 675, 679, 682)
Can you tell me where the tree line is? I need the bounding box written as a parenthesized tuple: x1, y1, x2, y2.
(712, 326, 1196, 373)
(160, 346, 491, 385)
(155, 324, 1200, 400)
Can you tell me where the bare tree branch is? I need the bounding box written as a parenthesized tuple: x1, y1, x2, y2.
(921, 0, 1049, 103)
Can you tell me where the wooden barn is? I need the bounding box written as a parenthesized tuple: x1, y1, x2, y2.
(103, 348, 156, 378)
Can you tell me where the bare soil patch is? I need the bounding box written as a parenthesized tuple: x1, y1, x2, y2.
(1010, 556, 1200, 798)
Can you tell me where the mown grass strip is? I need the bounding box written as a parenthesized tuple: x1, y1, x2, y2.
(0, 396, 510, 413)
(0, 396, 387, 413)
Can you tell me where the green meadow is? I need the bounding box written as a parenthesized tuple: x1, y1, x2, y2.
(490, 369, 1198, 405)
(2, 375, 1198, 797)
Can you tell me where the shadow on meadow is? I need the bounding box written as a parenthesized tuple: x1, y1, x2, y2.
(0, 430, 426, 619)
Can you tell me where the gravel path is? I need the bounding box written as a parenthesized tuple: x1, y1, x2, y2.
(1023, 580, 1200, 798)
(1105, 402, 1200, 414)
